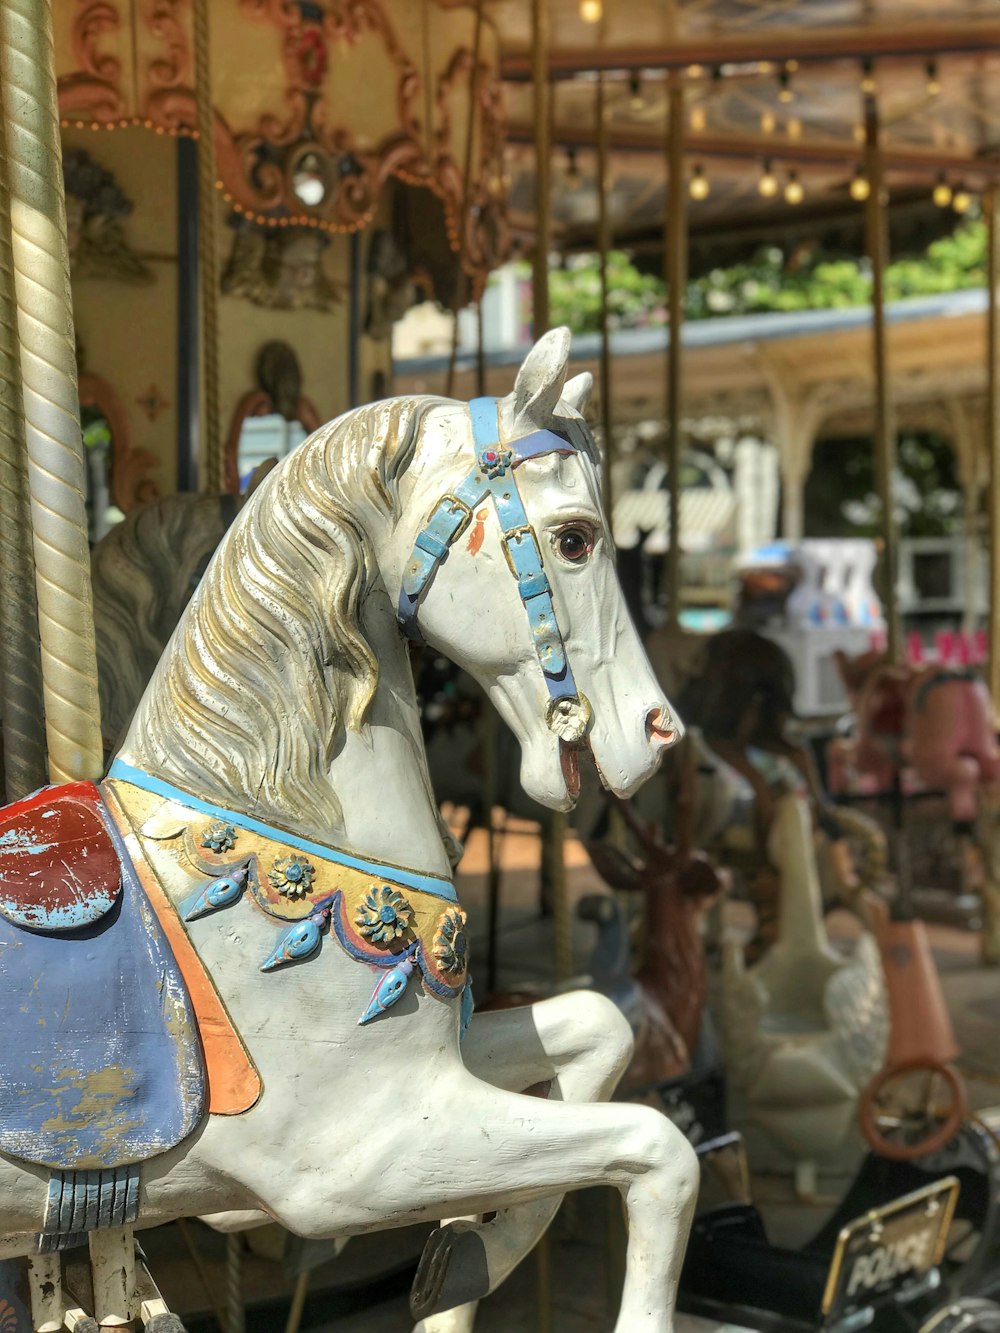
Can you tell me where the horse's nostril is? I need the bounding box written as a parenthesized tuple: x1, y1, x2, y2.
(646, 708, 678, 747)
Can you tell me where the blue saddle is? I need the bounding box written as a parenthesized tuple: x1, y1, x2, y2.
(0, 783, 205, 1173)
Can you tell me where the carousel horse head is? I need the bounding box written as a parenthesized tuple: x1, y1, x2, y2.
(123, 328, 680, 830)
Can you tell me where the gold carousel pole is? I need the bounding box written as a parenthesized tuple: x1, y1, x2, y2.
(987, 184, 1000, 707)
(665, 72, 686, 629)
(445, 0, 484, 399)
(596, 69, 613, 510)
(531, 0, 571, 984)
(193, 0, 223, 493)
(864, 93, 900, 664)
(531, 0, 551, 340)
(0, 120, 47, 801)
(0, 0, 103, 783)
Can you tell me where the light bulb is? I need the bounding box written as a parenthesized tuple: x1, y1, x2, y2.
(953, 188, 972, 214)
(689, 104, 706, 132)
(689, 164, 710, 201)
(787, 117, 802, 140)
(784, 171, 804, 205)
(849, 168, 870, 202)
(926, 61, 940, 96)
(579, 0, 602, 20)
(778, 71, 793, 104)
(629, 73, 645, 112)
(932, 175, 952, 208)
(758, 160, 778, 197)
(760, 109, 776, 134)
(687, 64, 705, 79)
(860, 60, 876, 95)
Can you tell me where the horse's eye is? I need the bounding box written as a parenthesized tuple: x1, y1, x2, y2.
(556, 526, 592, 563)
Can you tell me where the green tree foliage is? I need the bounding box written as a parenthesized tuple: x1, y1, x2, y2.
(548, 220, 986, 332)
(805, 432, 963, 538)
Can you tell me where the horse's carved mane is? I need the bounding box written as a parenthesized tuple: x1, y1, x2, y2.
(123, 396, 449, 833)
(93, 493, 227, 748)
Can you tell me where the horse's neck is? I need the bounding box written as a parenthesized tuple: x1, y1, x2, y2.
(122, 589, 453, 881)
(773, 811, 832, 958)
(328, 613, 452, 877)
(640, 877, 700, 992)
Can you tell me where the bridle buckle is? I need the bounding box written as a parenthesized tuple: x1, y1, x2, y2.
(500, 525, 542, 579)
(438, 493, 473, 539)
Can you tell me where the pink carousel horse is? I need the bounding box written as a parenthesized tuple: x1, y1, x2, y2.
(829, 649, 1000, 828)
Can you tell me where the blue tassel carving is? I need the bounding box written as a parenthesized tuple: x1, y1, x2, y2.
(358, 951, 416, 1025)
(260, 908, 329, 972)
(460, 977, 475, 1040)
(181, 865, 249, 922)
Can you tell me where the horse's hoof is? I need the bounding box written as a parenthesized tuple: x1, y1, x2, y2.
(409, 1225, 489, 1319)
(144, 1314, 188, 1333)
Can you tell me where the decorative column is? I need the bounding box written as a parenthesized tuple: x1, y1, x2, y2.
(0, 0, 103, 782)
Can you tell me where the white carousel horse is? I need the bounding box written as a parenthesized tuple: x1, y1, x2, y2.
(0, 330, 696, 1333)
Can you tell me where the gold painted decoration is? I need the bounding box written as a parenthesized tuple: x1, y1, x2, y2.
(54, 0, 509, 286)
(106, 776, 469, 997)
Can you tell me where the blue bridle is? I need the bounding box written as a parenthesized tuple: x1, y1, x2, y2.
(397, 396, 591, 735)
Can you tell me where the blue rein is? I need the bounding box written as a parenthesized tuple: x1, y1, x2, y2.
(397, 396, 584, 709)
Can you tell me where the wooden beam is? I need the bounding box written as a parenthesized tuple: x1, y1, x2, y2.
(501, 22, 1000, 80)
(506, 122, 1000, 179)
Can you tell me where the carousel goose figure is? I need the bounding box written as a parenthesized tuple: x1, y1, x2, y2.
(0, 330, 697, 1333)
(718, 792, 889, 1197)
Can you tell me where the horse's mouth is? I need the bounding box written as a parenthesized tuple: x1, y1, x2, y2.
(559, 738, 583, 801)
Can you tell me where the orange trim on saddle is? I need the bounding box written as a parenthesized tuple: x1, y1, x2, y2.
(102, 783, 262, 1115)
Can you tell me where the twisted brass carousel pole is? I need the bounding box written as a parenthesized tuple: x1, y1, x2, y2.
(0, 0, 103, 782)
(194, 0, 223, 492)
(0, 123, 47, 801)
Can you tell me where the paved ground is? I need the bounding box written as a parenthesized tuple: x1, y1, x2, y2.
(143, 817, 1000, 1333)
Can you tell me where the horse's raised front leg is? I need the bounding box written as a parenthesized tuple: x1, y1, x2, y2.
(266, 1054, 696, 1333)
(413, 990, 632, 1326)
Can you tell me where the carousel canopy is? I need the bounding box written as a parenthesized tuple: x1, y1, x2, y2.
(460, 0, 1000, 267)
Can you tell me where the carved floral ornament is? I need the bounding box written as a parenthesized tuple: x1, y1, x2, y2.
(55, 0, 509, 284)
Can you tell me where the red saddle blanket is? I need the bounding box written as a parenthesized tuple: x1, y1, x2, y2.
(0, 782, 122, 930)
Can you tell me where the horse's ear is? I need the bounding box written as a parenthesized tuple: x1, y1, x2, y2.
(509, 326, 572, 432)
(563, 371, 593, 415)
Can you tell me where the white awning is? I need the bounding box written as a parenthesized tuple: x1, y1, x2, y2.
(612, 489, 737, 554)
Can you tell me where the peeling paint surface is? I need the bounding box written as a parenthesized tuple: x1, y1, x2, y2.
(0, 784, 121, 931)
(0, 786, 205, 1171)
